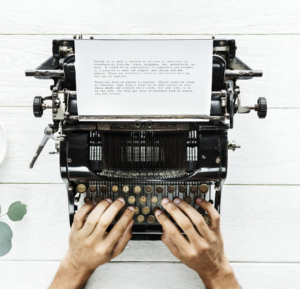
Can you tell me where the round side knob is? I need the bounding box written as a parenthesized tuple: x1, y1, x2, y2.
(33, 96, 43, 117)
(255, 97, 267, 119)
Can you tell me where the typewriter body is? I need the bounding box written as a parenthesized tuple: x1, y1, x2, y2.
(26, 37, 267, 240)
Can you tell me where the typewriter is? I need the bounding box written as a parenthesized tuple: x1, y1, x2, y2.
(26, 36, 267, 240)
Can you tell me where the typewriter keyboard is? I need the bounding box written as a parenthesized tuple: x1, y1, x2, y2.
(74, 182, 213, 225)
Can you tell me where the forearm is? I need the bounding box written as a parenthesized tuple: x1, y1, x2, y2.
(49, 258, 94, 289)
(199, 261, 241, 289)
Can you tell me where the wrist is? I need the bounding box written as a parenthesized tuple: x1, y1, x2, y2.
(198, 259, 240, 289)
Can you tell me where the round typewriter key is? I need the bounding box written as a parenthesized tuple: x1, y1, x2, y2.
(100, 185, 107, 193)
(151, 196, 158, 204)
(76, 184, 86, 194)
(137, 215, 144, 223)
(197, 207, 205, 214)
(199, 184, 209, 194)
(139, 196, 147, 204)
(133, 186, 142, 194)
(84, 196, 92, 203)
(142, 206, 150, 215)
(167, 185, 175, 193)
(128, 196, 136, 204)
(89, 185, 97, 193)
(145, 185, 152, 193)
(156, 186, 164, 193)
(134, 207, 139, 215)
(112, 185, 118, 193)
(122, 185, 130, 193)
(147, 215, 155, 223)
(95, 196, 102, 203)
(202, 214, 210, 224)
(189, 186, 197, 194)
(178, 185, 186, 193)
(184, 196, 191, 203)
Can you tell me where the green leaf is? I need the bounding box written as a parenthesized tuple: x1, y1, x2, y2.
(7, 201, 27, 222)
(0, 222, 13, 257)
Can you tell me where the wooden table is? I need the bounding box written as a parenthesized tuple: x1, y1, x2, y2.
(0, 1, 300, 287)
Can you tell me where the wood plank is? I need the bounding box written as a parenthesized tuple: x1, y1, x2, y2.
(0, 35, 300, 108)
(0, 107, 299, 184)
(0, 184, 299, 262)
(0, 0, 299, 34)
(0, 261, 299, 289)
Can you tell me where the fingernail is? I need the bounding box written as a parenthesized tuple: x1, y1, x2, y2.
(161, 198, 170, 205)
(128, 206, 134, 211)
(118, 197, 125, 204)
(196, 198, 203, 202)
(173, 198, 181, 204)
(155, 209, 162, 216)
(92, 201, 97, 206)
(105, 198, 112, 203)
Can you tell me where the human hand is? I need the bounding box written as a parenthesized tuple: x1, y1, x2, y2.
(155, 197, 240, 289)
(50, 198, 134, 289)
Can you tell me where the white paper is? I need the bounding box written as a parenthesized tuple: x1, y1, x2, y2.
(75, 40, 212, 121)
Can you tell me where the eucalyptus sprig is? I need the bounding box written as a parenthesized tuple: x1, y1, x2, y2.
(0, 201, 27, 257)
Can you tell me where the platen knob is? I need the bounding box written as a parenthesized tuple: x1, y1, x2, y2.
(255, 97, 267, 119)
(33, 96, 43, 117)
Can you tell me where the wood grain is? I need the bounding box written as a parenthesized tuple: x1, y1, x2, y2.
(0, 261, 299, 289)
(0, 0, 299, 34)
(0, 35, 299, 108)
(0, 107, 299, 184)
(0, 184, 299, 262)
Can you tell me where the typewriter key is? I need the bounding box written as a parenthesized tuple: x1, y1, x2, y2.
(199, 184, 209, 194)
(156, 186, 164, 193)
(122, 185, 130, 193)
(95, 196, 102, 203)
(147, 215, 155, 223)
(184, 196, 191, 203)
(151, 196, 158, 204)
(134, 207, 139, 215)
(89, 185, 97, 193)
(100, 185, 107, 193)
(145, 185, 152, 193)
(189, 186, 197, 194)
(139, 196, 147, 204)
(197, 207, 205, 214)
(142, 206, 150, 215)
(167, 185, 175, 193)
(137, 215, 144, 223)
(202, 214, 210, 224)
(84, 196, 92, 203)
(76, 184, 86, 194)
(179, 185, 186, 193)
(128, 196, 136, 204)
(112, 185, 118, 193)
(133, 186, 142, 194)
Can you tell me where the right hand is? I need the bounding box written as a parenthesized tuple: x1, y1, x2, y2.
(155, 197, 240, 289)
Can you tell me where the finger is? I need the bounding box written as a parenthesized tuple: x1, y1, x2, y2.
(155, 208, 188, 251)
(161, 228, 181, 260)
(173, 198, 211, 238)
(81, 198, 112, 236)
(73, 202, 96, 230)
(104, 206, 134, 250)
(196, 198, 220, 230)
(160, 198, 199, 242)
(111, 219, 134, 258)
(95, 197, 126, 234)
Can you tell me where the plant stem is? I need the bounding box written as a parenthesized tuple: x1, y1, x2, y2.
(0, 213, 8, 218)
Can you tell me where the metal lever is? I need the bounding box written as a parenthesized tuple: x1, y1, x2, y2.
(29, 126, 60, 169)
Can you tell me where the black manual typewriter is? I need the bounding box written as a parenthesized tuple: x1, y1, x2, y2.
(26, 37, 267, 240)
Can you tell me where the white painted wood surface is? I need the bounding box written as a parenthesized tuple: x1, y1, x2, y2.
(1, 1, 300, 288)
(1, 261, 300, 289)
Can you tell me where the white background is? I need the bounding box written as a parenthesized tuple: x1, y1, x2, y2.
(0, 1, 300, 288)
